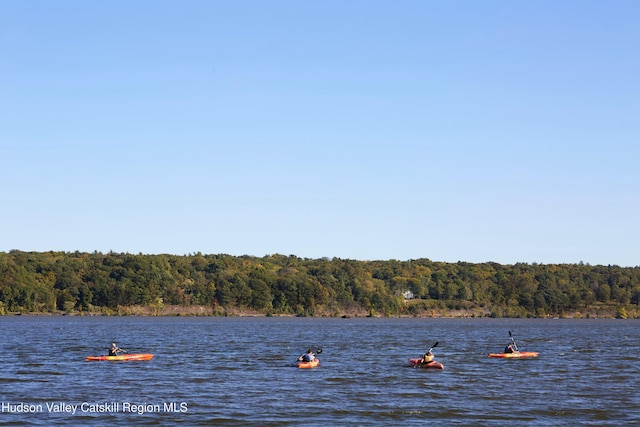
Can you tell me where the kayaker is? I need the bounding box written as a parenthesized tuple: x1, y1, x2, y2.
(421, 350, 434, 364)
(109, 342, 124, 356)
(504, 344, 515, 353)
(298, 349, 315, 362)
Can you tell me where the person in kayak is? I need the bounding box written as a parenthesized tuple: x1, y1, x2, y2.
(109, 342, 125, 356)
(421, 350, 434, 364)
(504, 344, 515, 353)
(298, 349, 316, 362)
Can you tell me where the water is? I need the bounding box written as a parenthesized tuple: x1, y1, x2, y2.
(1, 317, 638, 426)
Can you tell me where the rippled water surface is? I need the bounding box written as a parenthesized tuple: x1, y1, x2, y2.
(1, 317, 638, 426)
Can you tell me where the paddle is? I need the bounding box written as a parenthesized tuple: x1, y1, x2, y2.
(508, 331, 519, 352)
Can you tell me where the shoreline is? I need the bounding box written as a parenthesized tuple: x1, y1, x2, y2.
(3, 306, 632, 319)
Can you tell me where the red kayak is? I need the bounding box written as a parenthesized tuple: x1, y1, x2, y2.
(408, 358, 444, 369)
(85, 353, 154, 362)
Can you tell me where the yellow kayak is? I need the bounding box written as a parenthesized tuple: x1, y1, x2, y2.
(85, 353, 154, 362)
(297, 358, 320, 368)
(488, 351, 538, 358)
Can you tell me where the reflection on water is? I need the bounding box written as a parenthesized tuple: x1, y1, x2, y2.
(1, 317, 638, 426)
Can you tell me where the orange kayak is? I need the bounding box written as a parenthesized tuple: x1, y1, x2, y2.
(85, 353, 154, 362)
(297, 358, 320, 369)
(488, 351, 538, 358)
(408, 358, 444, 369)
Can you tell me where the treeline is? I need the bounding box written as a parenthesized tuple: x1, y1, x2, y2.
(0, 251, 638, 318)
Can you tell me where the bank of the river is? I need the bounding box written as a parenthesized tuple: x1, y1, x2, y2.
(3, 303, 636, 318)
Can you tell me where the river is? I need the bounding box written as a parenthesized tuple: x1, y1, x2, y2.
(1, 316, 638, 426)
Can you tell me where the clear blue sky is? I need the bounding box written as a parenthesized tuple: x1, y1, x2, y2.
(1, 1, 638, 266)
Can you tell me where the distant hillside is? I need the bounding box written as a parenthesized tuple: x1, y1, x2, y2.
(1, 251, 638, 318)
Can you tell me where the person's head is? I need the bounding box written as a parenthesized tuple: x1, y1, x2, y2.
(111, 342, 117, 347)
(307, 349, 313, 354)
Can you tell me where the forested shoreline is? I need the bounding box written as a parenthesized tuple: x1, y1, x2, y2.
(1, 251, 638, 318)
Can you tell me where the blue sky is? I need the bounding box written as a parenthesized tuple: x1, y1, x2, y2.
(1, 1, 638, 266)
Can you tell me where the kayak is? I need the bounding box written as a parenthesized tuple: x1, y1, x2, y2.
(85, 353, 154, 361)
(408, 358, 444, 370)
(488, 351, 538, 358)
(85, 353, 154, 362)
(297, 358, 320, 369)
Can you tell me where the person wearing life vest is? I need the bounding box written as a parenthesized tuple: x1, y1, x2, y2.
(109, 342, 125, 356)
(421, 350, 434, 364)
(298, 349, 315, 362)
